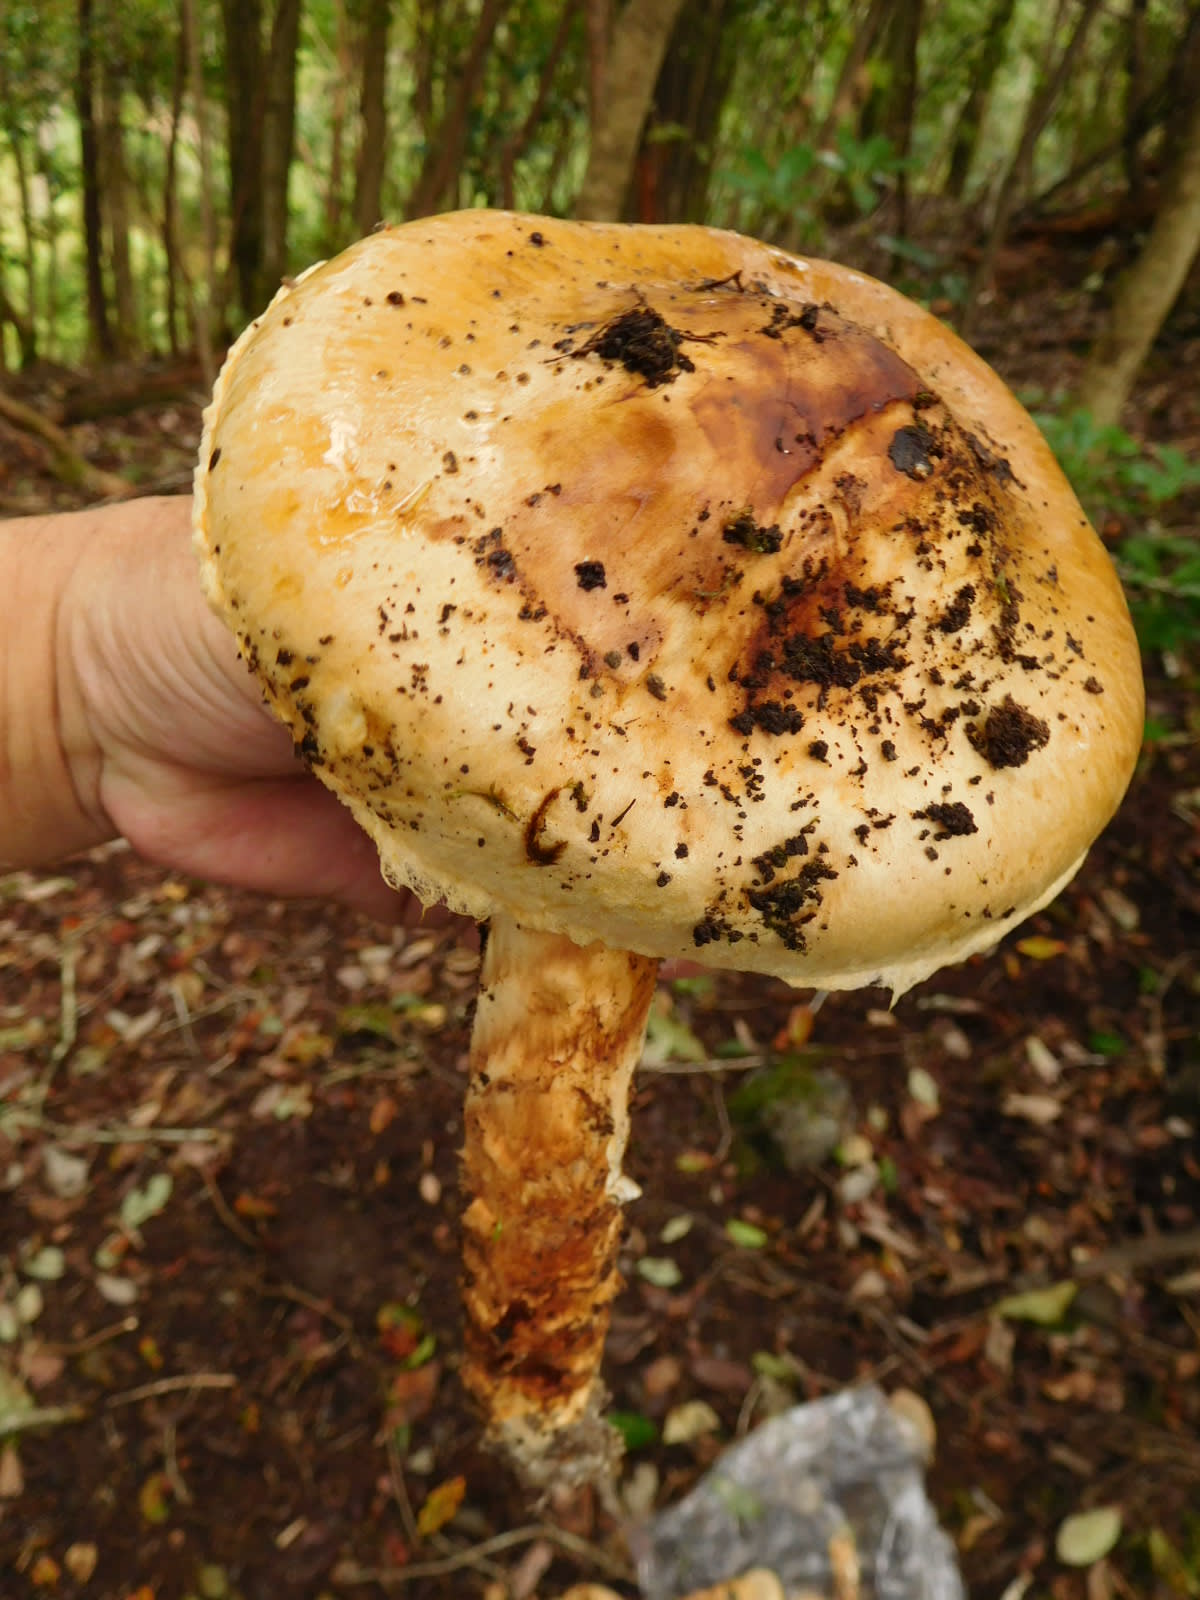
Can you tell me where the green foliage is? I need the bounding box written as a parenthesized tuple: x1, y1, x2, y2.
(725, 126, 909, 245)
(1033, 404, 1200, 655)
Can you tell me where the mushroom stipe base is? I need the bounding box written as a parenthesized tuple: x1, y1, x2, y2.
(461, 914, 658, 1489)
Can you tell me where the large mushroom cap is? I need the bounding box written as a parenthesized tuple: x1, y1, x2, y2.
(194, 210, 1143, 995)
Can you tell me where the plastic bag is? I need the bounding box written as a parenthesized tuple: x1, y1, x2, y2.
(632, 1385, 965, 1600)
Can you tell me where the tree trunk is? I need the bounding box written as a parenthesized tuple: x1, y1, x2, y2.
(406, 0, 509, 218)
(220, 0, 265, 321)
(5, 135, 37, 366)
(961, 0, 1105, 340)
(326, 0, 352, 246)
(99, 52, 136, 354)
(354, 0, 391, 235)
(585, 0, 611, 126)
(817, 0, 893, 150)
(634, 0, 737, 224)
(184, 0, 217, 388)
(945, 0, 1018, 200)
(77, 0, 114, 359)
(163, 12, 188, 356)
(1075, 92, 1200, 428)
(37, 135, 60, 360)
(574, 0, 689, 221)
(0, 281, 37, 370)
(260, 0, 301, 302)
(863, 0, 921, 236)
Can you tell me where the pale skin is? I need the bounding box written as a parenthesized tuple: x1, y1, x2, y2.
(1, 494, 426, 919)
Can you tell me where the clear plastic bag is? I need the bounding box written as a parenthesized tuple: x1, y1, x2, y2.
(632, 1386, 965, 1600)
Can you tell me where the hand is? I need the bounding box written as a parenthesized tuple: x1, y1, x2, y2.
(54, 496, 438, 923)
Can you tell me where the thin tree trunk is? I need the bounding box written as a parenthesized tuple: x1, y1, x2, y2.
(77, 0, 114, 359)
(868, 0, 922, 238)
(817, 0, 893, 150)
(184, 0, 216, 388)
(961, 0, 1105, 340)
(0, 280, 36, 370)
(37, 134, 60, 360)
(500, 0, 581, 210)
(99, 55, 136, 354)
(406, 0, 509, 218)
(574, 0, 689, 221)
(326, 0, 352, 245)
(585, 0, 610, 126)
(945, 0, 1018, 199)
(1075, 92, 1200, 427)
(163, 13, 187, 356)
(635, 0, 737, 224)
(261, 0, 302, 302)
(220, 0, 265, 321)
(354, 0, 391, 235)
(8, 136, 37, 365)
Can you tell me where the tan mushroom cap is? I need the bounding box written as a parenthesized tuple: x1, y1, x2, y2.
(194, 210, 1143, 995)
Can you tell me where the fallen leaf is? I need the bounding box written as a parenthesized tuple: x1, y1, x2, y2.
(907, 1067, 941, 1109)
(662, 1398, 721, 1445)
(995, 1281, 1077, 1325)
(1002, 1092, 1062, 1125)
(725, 1218, 768, 1249)
(1016, 935, 1066, 960)
(42, 1146, 89, 1200)
(29, 1553, 60, 1587)
(64, 1544, 98, 1583)
(384, 1362, 440, 1428)
(608, 1410, 658, 1450)
(637, 1256, 683, 1289)
(1025, 1036, 1061, 1084)
(1056, 1506, 1122, 1567)
(139, 1471, 174, 1525)
(119, 1173, 173, 1233)
(23, 1246, 66, 1282)
(0, 1443, 23, 1498)
(96, 1274, 139, 1307)
(642, 1001, 706, 1066)
(415, 1474, 465, 1538)
(660, 1214, 693, 1244)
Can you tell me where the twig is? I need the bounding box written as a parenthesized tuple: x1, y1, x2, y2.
(200, 1168, 261, 1250)
(386, 1430, 420, 1549)
(48, 941, 78, 1073)
(261, 1283, 365, 1361)
(20, 1112, 224, 1146)
(710, 1075, 733, 1163)
(334, 1523, 633, 1586)
(162, 1420, 192, 1505)
(47, 1315, 138, 1356)
(1072, 1227, 1200, 1280)
(0, 1403, 87, 1436)
(639, 1054, 765, 1075)
(105, 1373, 236, 1408)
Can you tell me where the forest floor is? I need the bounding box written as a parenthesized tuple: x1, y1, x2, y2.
(0, 257, 1198, 1600)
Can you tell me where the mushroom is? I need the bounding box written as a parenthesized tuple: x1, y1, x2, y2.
(193, 210, 1143, 1489)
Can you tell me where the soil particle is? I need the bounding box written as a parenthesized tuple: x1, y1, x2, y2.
(574, 560, 607, 591)
(722, 511, 783, 554)
(575, 306, 696, 388)
(747, 858, 838, 951)
(968, 696, 1051, 769)
(915, 801, 979, 838)
(729, 700, 805, 737)
(888, 424, 938, 480)
(937, 584, 976, 634)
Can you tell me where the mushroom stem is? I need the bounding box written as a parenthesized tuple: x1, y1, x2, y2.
(460, 911, 659, 1489)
